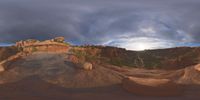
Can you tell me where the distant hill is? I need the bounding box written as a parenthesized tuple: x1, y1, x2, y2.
(1, 38, 200, 99)
(71, 46, 200, 69)
(0, 46, 19, 62)
(0, 37, 200, 70)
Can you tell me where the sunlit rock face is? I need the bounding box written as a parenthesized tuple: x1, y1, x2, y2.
(122, 77, 183, 96)
(81, 62, 93, 70)
(195, 64, 200, 72)
(0, 52, 122, 88)
(22, 45, 69, 53)
(15, 37, 69, 53)
(0, 65, 4, 72)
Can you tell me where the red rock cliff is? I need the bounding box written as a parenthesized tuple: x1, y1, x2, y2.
(15, 37, 69, 53)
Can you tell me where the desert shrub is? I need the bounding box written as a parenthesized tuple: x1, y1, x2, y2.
(64, 42, 70, 46)
(0, 46, 19, 61)
(53, 37, 65, 43)
(70, 47, 101, 63)
(17, 47, 23, 52)
(110, 58, 124, 67)
(32, 47, 38, 52)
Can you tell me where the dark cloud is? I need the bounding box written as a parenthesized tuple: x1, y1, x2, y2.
(0, 0, 200, 50)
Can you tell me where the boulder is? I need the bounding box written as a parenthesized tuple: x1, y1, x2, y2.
(194, 64, 200, 72)
(68, 55, 79, 64)
(53, 37, 65, 43)
(82, 62, 93, 70)
(25, 39, 39, 43)
(0, 65, 4, 72)
(122, 77, 183, 96)
(16, 39, 40, 48)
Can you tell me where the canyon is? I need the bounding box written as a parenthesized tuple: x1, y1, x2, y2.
(0, 37, 200, 100)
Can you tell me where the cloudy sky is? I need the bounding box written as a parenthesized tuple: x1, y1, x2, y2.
(0, 0, 200, 50)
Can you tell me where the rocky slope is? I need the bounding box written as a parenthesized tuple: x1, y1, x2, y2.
(72, 46, 200, 69)
(0, 52, 122, 88)
(0, 38, 200, 99)
(0, 46, 19, 62)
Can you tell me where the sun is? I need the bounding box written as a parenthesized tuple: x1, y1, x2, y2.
(115, 37, 160, 51)
(136, 43, 147, 50)
(123, 42, 151, 51)
(133, 43, 152, 51)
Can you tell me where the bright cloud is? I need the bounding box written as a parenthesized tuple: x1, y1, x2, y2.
(104, 37, 176, 51)
(0, 0, 200, 50)
(140, 27, 156, 34)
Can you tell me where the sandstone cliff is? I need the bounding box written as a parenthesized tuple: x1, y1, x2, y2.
(0, 37, 70, 72)
(70, 46, 200, 69)
(15, 37, 70, 53)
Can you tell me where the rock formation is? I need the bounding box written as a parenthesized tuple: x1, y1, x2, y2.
(15, 37, 69, 53)
(0, 65, 4, 72)
(194, 64, 200, 72)
(74, 62, 93, 70)
(52, 37, 65, 43)
(0, 52, 28, 72)
(68, 54, 79, 64)
(122, 77, 183, 96)
(177, 65, 200, 84)
(82, 62, 93, 70)
(0, 37, 70, 72)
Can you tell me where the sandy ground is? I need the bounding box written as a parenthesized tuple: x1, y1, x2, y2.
(0, 52, 200, 100)
(0, 76, 200, 100)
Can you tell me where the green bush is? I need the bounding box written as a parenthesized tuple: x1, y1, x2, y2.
(64, 42, 70, 46)
(71, 48, 101, 63)
(17, 47, 23, 52)
(110, 58, 124, 67)
(32, 47, 38, 52)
